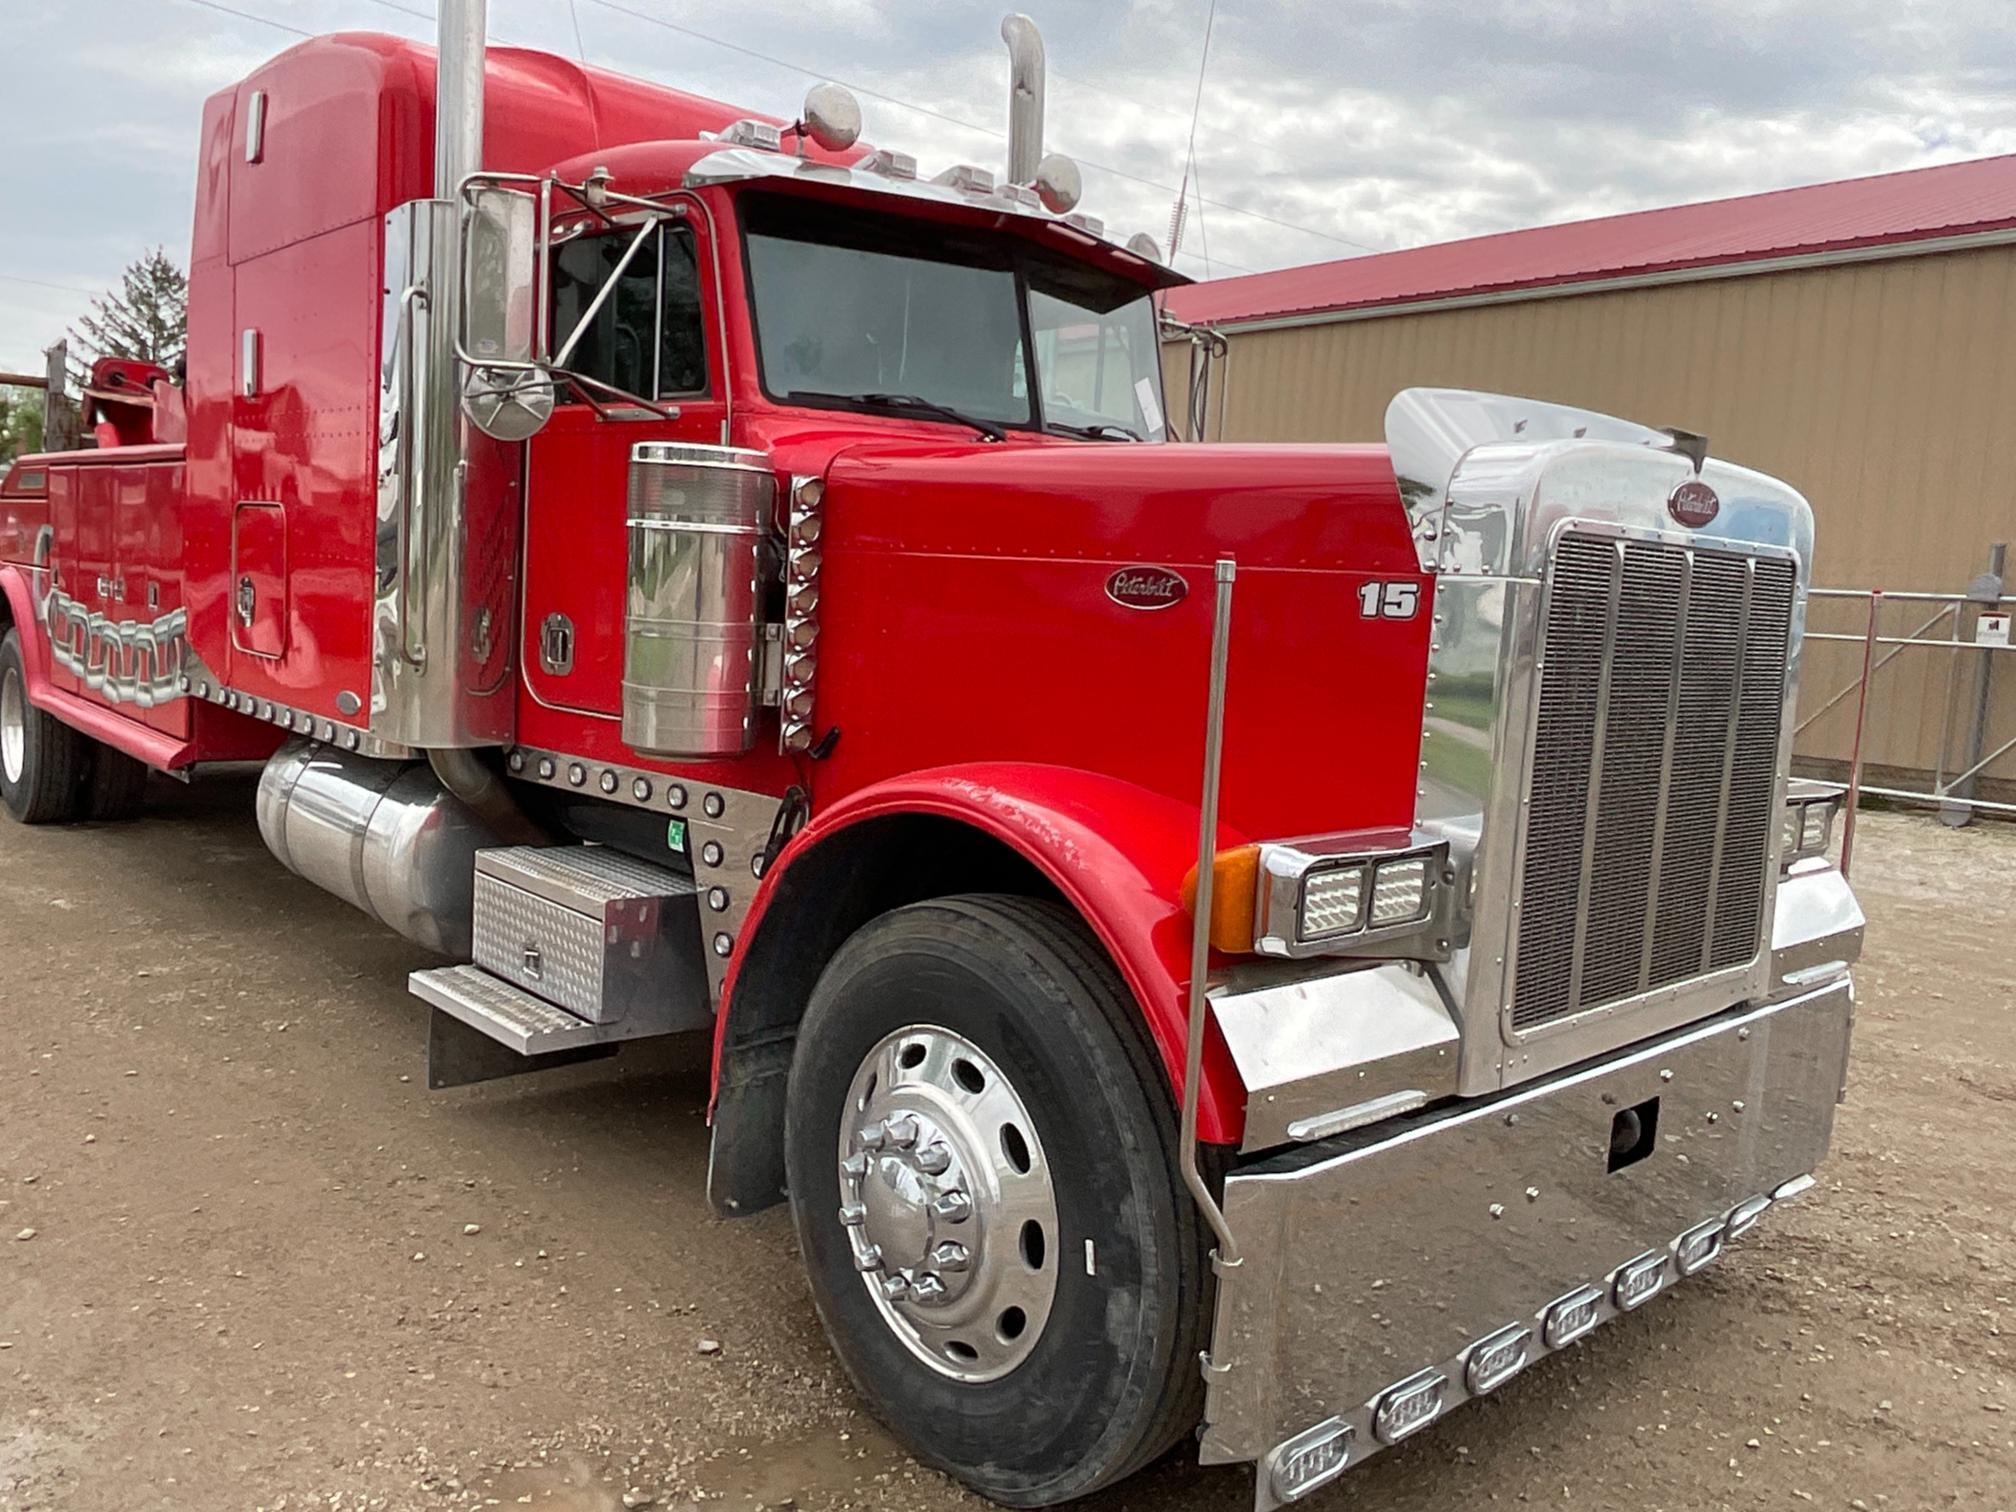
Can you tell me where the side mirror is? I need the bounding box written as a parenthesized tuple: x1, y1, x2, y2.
(459, 184, 553, 441)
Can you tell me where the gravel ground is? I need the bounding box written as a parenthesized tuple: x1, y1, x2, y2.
(0, 777, 2010, 1512)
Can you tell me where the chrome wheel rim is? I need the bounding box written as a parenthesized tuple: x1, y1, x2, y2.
(0, 664, 25, 786)
(837, 1025, 1059, 1383)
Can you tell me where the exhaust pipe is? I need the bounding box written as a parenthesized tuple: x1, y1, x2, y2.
(436, 0, 486, 197)
(1001, 14, 1045, 185)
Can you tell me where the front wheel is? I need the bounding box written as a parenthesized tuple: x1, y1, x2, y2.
(783, 895, 1211, 1507)
(0, 627, 88, 824)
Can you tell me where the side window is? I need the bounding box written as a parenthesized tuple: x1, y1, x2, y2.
(659, 229, 707, 396)
(549, 224, 710, 402)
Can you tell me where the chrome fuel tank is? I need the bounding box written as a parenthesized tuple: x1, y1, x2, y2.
(256, 739, 499, 955)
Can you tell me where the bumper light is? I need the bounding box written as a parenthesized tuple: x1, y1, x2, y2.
(1372, 1368, 1448, 1445)
(1724, 1193, 1772, 1239)
(1783, 780, 1844, 865)
(1612, 1250, 1668, 1311)
(1543, 1285, 1603, 1349)
(1672, 1218, 1726, 1276)
(1267, 1418, 1352, 1503)
(1463, 1323, 1533, 1395)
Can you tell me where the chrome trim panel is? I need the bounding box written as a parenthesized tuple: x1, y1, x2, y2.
(1388, 389, 1819, 1097)
(1199, 977, 1852, 1501)
(1207, 962, 1459, 1153)
(374, 198, 517, 750)
(502, 745, 785, 998)
(1768, 860, 1864, 995)
(180, 648, 410, 760)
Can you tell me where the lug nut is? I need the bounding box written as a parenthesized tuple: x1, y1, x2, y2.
(910, 1273, 947, 1302)
(858, 1121, 889, 1150)
(853, 1243, 883, 1272)
(929, 1240, 970, 1273)
(931, 1191, 972, 1222)
(914, 1142, 952, 1175)
(879, 1273, 911, 1302)
(841, 1152, 870, 1181)
(885, 1114, 920, 1149)
(838, 1202, 867, 1227)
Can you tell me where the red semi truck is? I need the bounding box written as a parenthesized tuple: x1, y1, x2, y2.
(0, 7, 1866, 1506)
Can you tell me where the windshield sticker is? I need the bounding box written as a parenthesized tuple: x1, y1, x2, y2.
(1135, 377, 1164, 435)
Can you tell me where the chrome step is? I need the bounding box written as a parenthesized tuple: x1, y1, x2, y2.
(411, 963, 686, 1054)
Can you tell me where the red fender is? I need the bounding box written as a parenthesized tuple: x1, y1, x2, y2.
(716, 762, 1248, 1146)
(0, 562, 195, 771)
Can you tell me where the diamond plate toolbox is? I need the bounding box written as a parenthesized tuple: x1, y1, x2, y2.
(471, 846, 710, 1028)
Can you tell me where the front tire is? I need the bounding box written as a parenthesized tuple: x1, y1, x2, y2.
(0, 627, 88, 825)
(784, 895, 1210, 1507)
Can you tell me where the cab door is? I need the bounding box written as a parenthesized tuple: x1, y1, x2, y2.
(521, 208, 726, 720)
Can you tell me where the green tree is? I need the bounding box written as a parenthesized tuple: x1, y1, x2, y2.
(67, 247, 188, 387)
(0, 386, 43, 465)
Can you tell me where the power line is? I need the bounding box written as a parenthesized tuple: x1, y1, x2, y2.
(357, 0, 435, 22)
(174, 0, 313, 37)
(1172, 0, 1219, 274)
(0, 271, 104, 297)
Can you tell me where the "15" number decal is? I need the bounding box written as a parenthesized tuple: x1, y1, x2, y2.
(1358, 580, 1421, 620)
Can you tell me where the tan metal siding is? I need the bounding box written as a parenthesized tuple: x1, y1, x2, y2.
(1167, 247, 2016, 787)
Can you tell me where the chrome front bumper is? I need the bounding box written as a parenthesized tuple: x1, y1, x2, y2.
(1199, 975, 1854, 1507)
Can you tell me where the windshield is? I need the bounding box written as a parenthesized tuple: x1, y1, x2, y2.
(740, 193, 1167, 439)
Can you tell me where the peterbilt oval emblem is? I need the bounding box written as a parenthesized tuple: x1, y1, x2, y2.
(1667, 478, 1720, 529)
(1106, 565, 1188, 610)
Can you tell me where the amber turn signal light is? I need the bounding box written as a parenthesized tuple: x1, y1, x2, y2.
(1179, 844, 1260, 954)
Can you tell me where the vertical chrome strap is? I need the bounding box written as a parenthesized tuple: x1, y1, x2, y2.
(1638, 547, 1693, 992)
(1565, 542, 1626, 1017)
(1700, 557, 1757, 970)
(1181, 559, 1241, 1268)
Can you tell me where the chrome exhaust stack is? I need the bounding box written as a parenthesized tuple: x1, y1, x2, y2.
(373, 0, 517, 751)
(1001, 14, 1046, 186)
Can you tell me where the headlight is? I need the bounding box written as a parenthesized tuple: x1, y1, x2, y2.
(1251, 832, 1452, 959)
(1299, 863, 1367, 939)
(1370, 856, 1431, 926)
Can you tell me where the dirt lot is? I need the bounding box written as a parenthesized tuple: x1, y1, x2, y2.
(0, 777, 2011, 1512)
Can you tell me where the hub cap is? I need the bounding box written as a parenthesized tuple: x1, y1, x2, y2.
(1, 664, 25, 786)
(837, 1026, 1059, 1382)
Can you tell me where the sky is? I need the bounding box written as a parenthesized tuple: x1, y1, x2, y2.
(3, 0, 2014, 374)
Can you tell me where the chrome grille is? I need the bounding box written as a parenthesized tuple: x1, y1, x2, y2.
(1511, 533, 1795, 1032)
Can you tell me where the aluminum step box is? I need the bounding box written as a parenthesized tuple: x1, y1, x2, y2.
(470, 845, 710, 1029)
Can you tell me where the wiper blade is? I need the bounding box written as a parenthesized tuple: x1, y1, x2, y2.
(786, 389, 1006, 442)
(1046, 420, 1144, 442)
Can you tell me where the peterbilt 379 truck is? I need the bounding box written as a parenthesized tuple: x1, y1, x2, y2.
(0, 6, 1866, 1506)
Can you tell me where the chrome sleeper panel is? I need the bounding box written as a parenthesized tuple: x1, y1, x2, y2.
(1199, 978, 1852, 1478)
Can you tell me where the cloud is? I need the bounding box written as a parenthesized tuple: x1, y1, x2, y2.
(2, 0, 2011, 366)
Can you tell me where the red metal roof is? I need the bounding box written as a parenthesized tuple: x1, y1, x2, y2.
(1162, 153, 2016, 328)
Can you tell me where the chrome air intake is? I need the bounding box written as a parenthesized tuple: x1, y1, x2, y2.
(1512, 531, 1796, 1030)
(622, 443, 777, 758)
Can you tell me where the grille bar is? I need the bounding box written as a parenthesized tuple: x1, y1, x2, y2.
(1511, 532, 1794, 1033)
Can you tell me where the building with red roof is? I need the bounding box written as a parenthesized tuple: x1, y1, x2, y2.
(1158, 154, 2016, 803)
